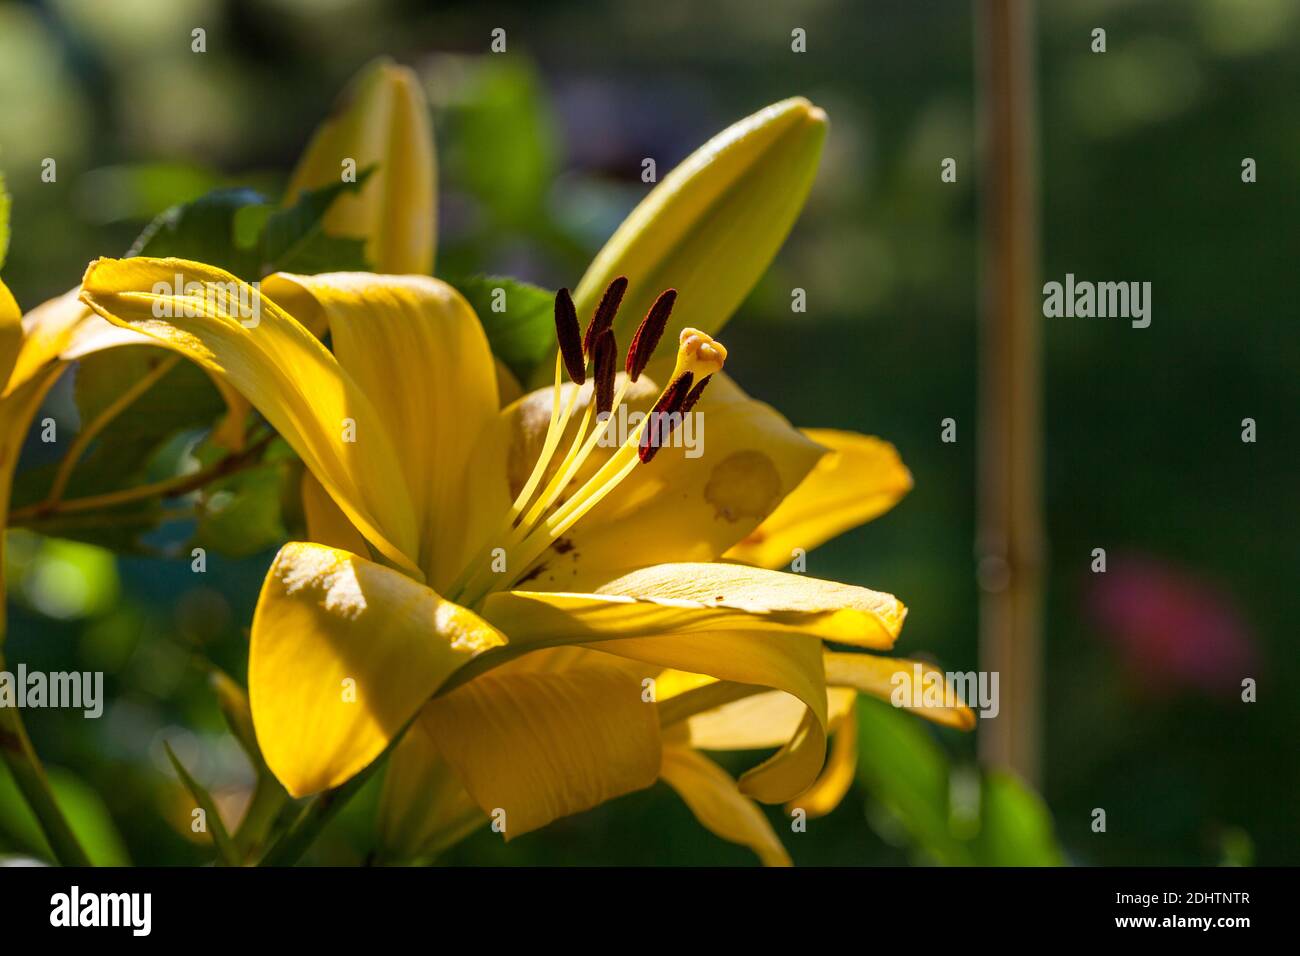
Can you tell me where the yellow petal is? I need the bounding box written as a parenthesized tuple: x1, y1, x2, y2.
(0, 278, 20, 391)
(79, 257, 422, 576)
(285, 58, 436, 275)
(422, 663, 660, 838)
(483, 563, 905, 649)
(660, 746, 790, 867)
(377, 714, 484, 862)
(261, 272, 497, 589)
(498, 374, 825, 591)
(3, 290, 87, 396)
(57, 312, 156, 361)
(825, 652, 976, 731)
(725, 429, 913, 570)
(248, 542, 506, 797)
(570, 98, 826, 377)
(786, 696, 858, 819)
(653, 668, 718, 702)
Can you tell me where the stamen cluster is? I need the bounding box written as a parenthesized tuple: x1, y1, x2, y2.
(451, 277, 725, 605)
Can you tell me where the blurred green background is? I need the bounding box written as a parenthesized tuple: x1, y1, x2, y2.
(1, 0, 1295, 865)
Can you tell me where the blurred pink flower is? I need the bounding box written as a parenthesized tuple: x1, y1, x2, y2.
(1089, 556, 1258, 696)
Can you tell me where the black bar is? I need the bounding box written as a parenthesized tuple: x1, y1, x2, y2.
(0, 865, 1280, 941)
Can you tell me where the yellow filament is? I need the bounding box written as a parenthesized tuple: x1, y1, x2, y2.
(445, 354, 575, 601)
(507, 353, 581, 522)
(517, 376, 633, 531)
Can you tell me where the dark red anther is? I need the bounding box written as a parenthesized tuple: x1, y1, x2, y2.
(593, 328, 617, 416)
(625, 288, 676, 382)
(583, 276, 629, 355)
(680, 373, 712, 414)
(555, 288, 585, 385)
(639, 371, 694, 463)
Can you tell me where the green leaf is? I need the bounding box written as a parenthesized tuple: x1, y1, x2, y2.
(974, 770, 1065, 866)
(259, 167, 373, 275)
(856, 695, 973, 864)
(74, 350, 227, 482)
(128, 188, 269, 280)
(164, 742, 239, 866)
(855, 696, 1063, 866)
(127, 172, 374, 281)
(190, 461, 287, 558)
(454, 275, 556, 383)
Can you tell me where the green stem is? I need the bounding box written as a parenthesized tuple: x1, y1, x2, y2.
(233, 775, 289, 861)
(0, 654, 93, 866)
(258, 730, 401, 867)
(9, 429, 276, 526)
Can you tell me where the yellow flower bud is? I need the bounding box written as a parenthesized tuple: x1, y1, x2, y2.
(574, 97, 826, 357)
(285, 58, 436, 275)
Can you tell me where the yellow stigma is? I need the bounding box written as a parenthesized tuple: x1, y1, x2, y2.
(672, 328, 727, 381)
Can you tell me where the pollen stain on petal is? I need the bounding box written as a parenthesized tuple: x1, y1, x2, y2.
(703, 450, 782, 523)
(275, 545, 368, 620)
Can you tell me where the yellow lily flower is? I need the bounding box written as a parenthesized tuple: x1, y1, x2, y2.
(2, 86, 969, 865)
(79, 254, 972, 866)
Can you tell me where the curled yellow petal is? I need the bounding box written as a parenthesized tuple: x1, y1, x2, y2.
(786, 696, 859, 819)
(3, 290, 88, 396)
(660, 746, 791, 867)
(206, 374, 249, 451)
(79, 256, 422, 576)
(683, 685, 857, 752)
(571, 97, 827, 371)
(286, 57, 436, 275)
(725, 429, 913, 570)
(484, 562, 904, 649)
(249, 542, 506, 797)
(593, 630, 829, 804)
